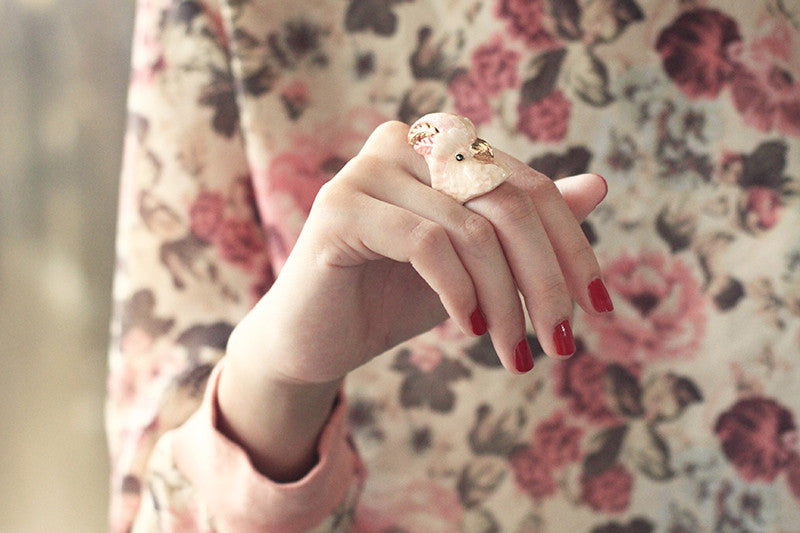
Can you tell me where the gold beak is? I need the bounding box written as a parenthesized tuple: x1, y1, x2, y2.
(470, 138, 494, 163)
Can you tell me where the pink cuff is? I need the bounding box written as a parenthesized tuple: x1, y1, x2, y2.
(172, 362, 363, 532)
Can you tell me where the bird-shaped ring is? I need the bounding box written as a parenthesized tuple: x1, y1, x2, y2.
(408, 113, 510, 203)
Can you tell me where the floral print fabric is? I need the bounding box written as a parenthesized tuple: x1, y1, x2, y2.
(110, 0, 800, 531)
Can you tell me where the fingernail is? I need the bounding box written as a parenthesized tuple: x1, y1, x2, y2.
(514, 339, 534, 373)
(588, 278, 614, 313)
(469, 307, 487, 336)
(553, 320, 575, 357)
(596, 174, 608, 198)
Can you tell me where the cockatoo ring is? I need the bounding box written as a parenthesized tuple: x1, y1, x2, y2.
(408, 113, 510, 203)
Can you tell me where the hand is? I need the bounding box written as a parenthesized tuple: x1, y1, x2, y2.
(218, 120, 610, 481)
(229, 121, 609, 384)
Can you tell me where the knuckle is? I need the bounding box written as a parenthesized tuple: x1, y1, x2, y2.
(562, 238, 596, 266)
(495, 187, 536, 226)
(409, 220, 447, 257)
(536, 271, 570, 304)
(528, 175, 560, 198)
(370, 120, 409, 143)
(459, 213, 496, 249)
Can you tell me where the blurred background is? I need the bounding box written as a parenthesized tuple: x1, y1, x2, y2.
(1, 0, 134, 530)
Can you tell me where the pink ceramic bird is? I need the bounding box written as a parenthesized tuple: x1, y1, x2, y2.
(408, 113, 509, 203)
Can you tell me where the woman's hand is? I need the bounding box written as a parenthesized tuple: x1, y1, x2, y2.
(218, 120, 610, 481)
(230, 121, 610, 384)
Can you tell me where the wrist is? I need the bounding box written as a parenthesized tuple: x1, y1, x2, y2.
(218, 331, 343, 482)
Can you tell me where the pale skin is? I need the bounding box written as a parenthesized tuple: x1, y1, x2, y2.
(217, 120, 611, 482)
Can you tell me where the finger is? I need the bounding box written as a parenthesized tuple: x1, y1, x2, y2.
(351, 159, 529, 373)
(553, 173, 608, 222)
(467, 182, 576, 360)
(319, 185, 480, 337)
(499, 154, 613, 316)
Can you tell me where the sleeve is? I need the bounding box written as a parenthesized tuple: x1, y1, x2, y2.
(107, 0, 363, 531)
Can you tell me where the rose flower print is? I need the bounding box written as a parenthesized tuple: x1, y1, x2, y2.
(586, 252, 706, 364)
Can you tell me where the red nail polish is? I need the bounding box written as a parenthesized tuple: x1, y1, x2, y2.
(553, 320, 575, 356)
(514, 339, 534, 373)
(588, 278, 614, 313)
(469, 307, 487, 336)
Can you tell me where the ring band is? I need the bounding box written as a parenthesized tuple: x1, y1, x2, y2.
(408, 113, 510, 203)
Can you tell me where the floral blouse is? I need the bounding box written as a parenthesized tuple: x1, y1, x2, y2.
(109, 0, 800, 531)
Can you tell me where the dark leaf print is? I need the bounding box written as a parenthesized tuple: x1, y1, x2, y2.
(457, 457, 508, 508)
(549, 0, 582, 40)
(583, 424, 628, 477)
(655, 206, 696, 253)
(242, 64, 279, 97)
(468, 404, 527, 456)
(355, 51, 375, 78)
(120, 289, 174, 339)
(174, 363, 215, 398)
(397, 81, 448, 124)
(520, 49, 567, 104)
(673, 376, 703, 409)
(392, 348, 471, 412)
(466, 333, 544, 368)
(411, 26, 456, 80)
(582, 220, 598, 245)
(199, 67, 239, 137)
(628, 424, 674, 480)
(580, 0, 644, 44)
(465, 334, 503, 368)
(564, 48, 613, 106)
(642, 373, 703, 423)
(528, 145, 592, 179)
(607, 364, 644, 417)
(712, 276, 745, 311)
(231, 27, 261, 50)
(121, 475, 142, 495)
(740, 140, 791, 190)
(175, 321, 234, 363)
(345, 0, 408, 37)
(165, 0, 203, 32)
(590, 517, 653, 533)
(410, 425, 432, 453)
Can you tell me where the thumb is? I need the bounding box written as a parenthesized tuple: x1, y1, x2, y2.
(554, 173, 608, 222)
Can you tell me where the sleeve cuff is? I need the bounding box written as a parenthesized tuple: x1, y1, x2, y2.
(172, 361, 363, 533)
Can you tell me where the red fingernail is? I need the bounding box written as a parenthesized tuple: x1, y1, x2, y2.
(514, 339, 534, 373)
(553, 320, 575, 356)
(469, 307, 487, 336)
(588, 278, 614, 313)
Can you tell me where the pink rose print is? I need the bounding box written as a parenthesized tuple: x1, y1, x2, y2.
(470, 35, 521, 96)
(189, 190, 225, 242)
(715, 397, 797, 483)
(586, 252, 706, 364)
(554, 348, 619, 423)
(216, 218, 266, 271)
(729, 21, 800, 135)
(495, 0, 560, 50)
(409, 343, 444, 373)
(533, 410, 583, 468)
(581, 463, 633, 514)
(509, 446, 558, 499)
(743, 186, 783, 230)
(517, 89, 571, 143)
(280, 79, 310, 120)
(449, 71, 493, 126)
(355, 480, 464, 533)
(655, 8, 741, 99)
(257, 109, 387, 268)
